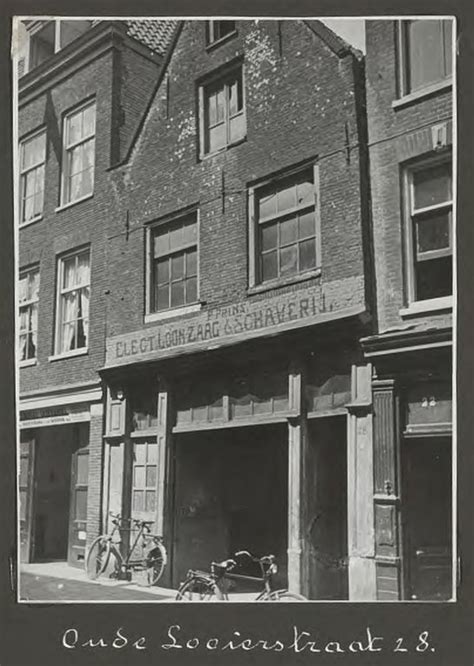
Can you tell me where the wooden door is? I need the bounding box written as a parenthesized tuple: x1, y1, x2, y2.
(19, 436, 35, 562)
(68, 439, 89, 567)
(130, 439, 159, 525)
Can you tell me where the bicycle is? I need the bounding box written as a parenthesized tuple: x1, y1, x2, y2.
(175, 549, 306, 601)
(85, 512, 167, 587)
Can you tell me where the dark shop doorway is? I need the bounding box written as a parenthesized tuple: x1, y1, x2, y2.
(172, 424, 288, 588)
(307, 416, 349, 600)
(402, 436, 452, 600)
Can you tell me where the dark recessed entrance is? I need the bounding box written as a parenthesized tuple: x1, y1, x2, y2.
(402, 436, 452, 600)
(172, 423, 288, 588)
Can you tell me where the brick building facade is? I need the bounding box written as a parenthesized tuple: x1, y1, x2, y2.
(364, 19, 454, 600)
(99, 19, 373, 599)
(17, 18, 174, 567)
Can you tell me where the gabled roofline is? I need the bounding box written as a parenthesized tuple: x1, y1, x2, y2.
(303, 20, 364, 60)
(109, 21, 183, 171)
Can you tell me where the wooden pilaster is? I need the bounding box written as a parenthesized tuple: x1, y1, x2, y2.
(155, 376, 174, 586)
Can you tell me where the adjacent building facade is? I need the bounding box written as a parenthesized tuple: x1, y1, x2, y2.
(364, 19, 454, 600)
(16, 18, 454, 601)
(17, 18, 175, 567)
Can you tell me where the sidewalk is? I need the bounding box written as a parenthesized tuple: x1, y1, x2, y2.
(18, 562, 258, 602)
(19, 561, 176, 603)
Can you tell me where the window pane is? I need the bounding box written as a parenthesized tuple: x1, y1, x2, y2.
(156, 285, 170, 310)
(67, 110, 83, 145)
(20, 457, 29, 486)
(258, 188, 277, 219)
(416, 212, 451, 255)
(134, 443, 146, 464)
(280, 245, 298, 276)
(82, 103, 96, 137)
(280, 216, 298, 246)
(171, 280, 185, 307)
(61, 322, 76, 352)
(186, 277, 197, 303)
(171, 254, 185, 280)
(147, 443, 158, 464)
(146, 466, 157, 487)
(156, 259, 169, 285)
(297, 177, 314, 207)
(407, 20, 445, 92)
(145, 490, 156, 512)
(133, 490, 144, 512)
(209, 123, 226, 153)
(299, 211, 315, 239)
(228, 80, 239, 116)
(261, 223, 277, 251)
(76, 453, 89, 484)
(20, 489, 27, 521)
(262, 251, 278, 281)
(134, 466, 146, 488)
(169, 224, 184, 251)
(63, 256, 76, 289)
(75, 489, 87, 520)
(277, 183, 297, 213)
(154, 229, 169, 257)
(216, 88, 225, 122)
(229, 113, 245, 144)
(186, 250, 197, 276)
(413, 164, 451, 209)
(208, 91, 217, 126)
(415, 255, 452, 300)
(300, 238, 317, 271)
(183, 220, 197, 244)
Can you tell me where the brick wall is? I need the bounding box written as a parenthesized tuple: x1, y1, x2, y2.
(365, 20, 453, 333)
(104, 20, 370, 340)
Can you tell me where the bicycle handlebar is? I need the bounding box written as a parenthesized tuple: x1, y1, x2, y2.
(234, 550, 275, 565)
(108, 512, 154, 529)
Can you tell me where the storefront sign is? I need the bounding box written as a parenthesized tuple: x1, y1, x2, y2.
(105, 276, 366, 368)
(20, 406, 91, 429)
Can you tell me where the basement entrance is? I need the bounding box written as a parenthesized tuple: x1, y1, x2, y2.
(172, 424, 288, 588)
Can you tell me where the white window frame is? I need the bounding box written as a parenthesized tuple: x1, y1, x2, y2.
(19, 266, 40, 364)
(198, 64, 246, 158)
(206, 20, 237, 46)
(19, 128, 46, 226)
(60, 99, 96, 207)
(146, 210, 200, 317)
(54, 247, 91, 357)
(248, 163, 321, 289)
(403, 155, 453, 307)
(397, 19, 453, 99)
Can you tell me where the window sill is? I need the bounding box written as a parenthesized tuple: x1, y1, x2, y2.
(19, 215, 43, 229)
(55, 192, 94, 213)
(400, 296, 453, 318)
(392, 79, 452, 110)
(19, 358, 37, 368)
(144, 302, 203, 324)
(48, 348, 89, 362)
(199, 135, 247, 161)
(247, 269, 321, 296)
(205, 30, 238, 51)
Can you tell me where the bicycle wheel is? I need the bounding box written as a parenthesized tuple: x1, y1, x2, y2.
(175, 577, 216, 601)
(266, 589, 307, 601)
(85, 536, 111, 580)
(133, 538, 167, 587)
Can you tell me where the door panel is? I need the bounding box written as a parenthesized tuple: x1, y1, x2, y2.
(19, 436, 35, 562)
(131, 439, 158, 524)
(68, 425, 89, 567)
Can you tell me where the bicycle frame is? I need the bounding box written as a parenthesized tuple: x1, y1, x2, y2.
(107, 516, 155, 573)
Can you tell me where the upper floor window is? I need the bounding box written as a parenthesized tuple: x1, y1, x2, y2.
(61, 100, 96, 205)
(19, 129, 46, 224)
(405, 157, 452, 303)
(399, 19, 453, 96)
(19, 267, 39, 362)
(149, 213, 198, 313)
(55, 248, 90, 354)
(27, 20, 92, 73)
(199, 65, 246, 156)
(249, 165, 320, 286)
(206, 21, 236, 45)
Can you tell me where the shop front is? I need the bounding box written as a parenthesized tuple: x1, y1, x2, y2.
(19, 383, 103, 567)
(102, 313, 373, 599)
